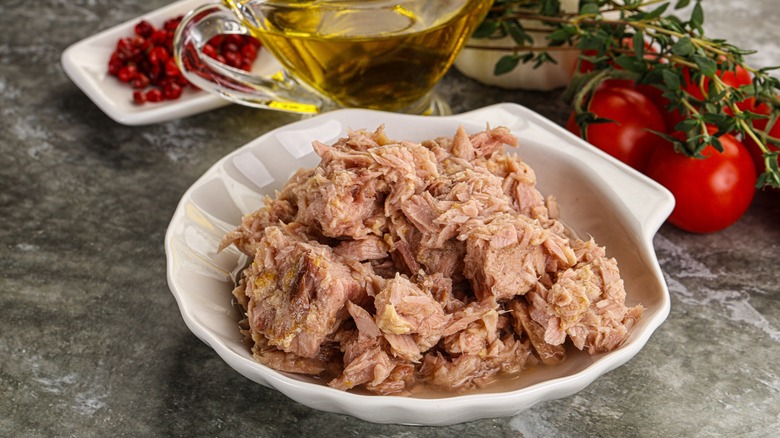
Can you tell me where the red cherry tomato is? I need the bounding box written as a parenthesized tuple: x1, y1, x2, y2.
(645, 130, 756, 233)
(566, 80, 668, 172)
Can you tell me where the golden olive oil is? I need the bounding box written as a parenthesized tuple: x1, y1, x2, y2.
(238, 0, 492, 111)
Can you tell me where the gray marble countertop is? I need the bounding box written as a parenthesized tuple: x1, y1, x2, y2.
(2, 1, 779, 437)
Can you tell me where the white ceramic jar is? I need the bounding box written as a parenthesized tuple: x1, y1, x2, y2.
(454, 0, 580, 91)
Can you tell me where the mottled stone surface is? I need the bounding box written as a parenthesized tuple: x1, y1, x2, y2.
(1, 1, 779, 437)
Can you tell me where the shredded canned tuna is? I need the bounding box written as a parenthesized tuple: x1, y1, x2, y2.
(220, 126, 643, 395)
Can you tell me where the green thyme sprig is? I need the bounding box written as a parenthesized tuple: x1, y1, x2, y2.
(469, 0, 780, 189)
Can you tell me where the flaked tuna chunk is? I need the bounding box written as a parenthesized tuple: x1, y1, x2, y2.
(345, 300, 381, 339)
(334, 236, 390, 262)
(374, 274, 450, 361)
(365, 361, 416, 395)
(333, 126, 395, 152)
(464, 236, 546, 301)
(240, 226, 366, 358)
(415, 239, 466, 279)
(328, 346, 395, 391)
(335, 303, 421, 395)
(462, 213, 573, 301)
(248, 331, 341, 376)
(419, 353, 482, 391)
(297, 133, 440, 241)
(425, 301, 532, 391)
(508, 298, 565, 365)
(440, 166, 512, 215)
(420, 332, 531, 392)
(337, 326, 380, 368)
(423, 166, 515, 250)
(386, 212, 419, 275)
(311, 127, 392, 168)
(527, 238, 644, 354)
(443, 307, 500, 356)
(441, 297, 498, 336)
(383, 333, 421, 362)
(416, 272, 466, 314)
(450, 125, 519, 161)
(330, 344, 417, 395)
(230, 274, 250, 312)
(399, 192, 466, 276)
(291, 166, 385, 239)
(483, 152, 548, 219)
(369, 143, 434, 218)
(312, 140, 375, 168)
(401, 192, 439, 235)
(397, 141, 441, 183)
(470, 125, 520, 154)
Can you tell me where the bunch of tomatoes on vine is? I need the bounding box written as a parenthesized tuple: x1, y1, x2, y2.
(477, 0, 780, 233)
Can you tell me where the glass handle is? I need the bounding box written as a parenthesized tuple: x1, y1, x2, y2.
(173, 3, 327, 114)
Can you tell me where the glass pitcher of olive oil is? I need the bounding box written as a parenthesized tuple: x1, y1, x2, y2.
(173, 0, 493, 115)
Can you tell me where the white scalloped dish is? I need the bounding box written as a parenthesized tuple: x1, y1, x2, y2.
(164, 103, 674, 425)
(61, 0, 282, 126)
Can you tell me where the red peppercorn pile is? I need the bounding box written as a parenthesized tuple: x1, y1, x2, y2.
(107, 16, 261, 105)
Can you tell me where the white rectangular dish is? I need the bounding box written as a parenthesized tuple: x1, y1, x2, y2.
(61, 0, 281, 125)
